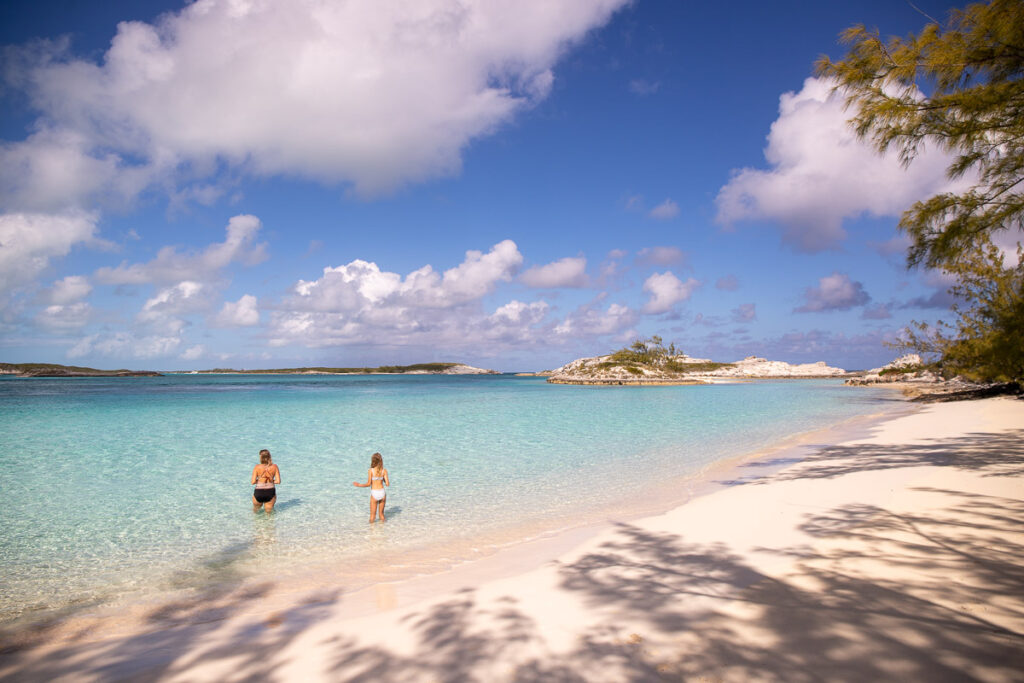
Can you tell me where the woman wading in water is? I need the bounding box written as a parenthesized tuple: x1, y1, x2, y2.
(251, 449, 281, 512)
(353, 452, 389, 522)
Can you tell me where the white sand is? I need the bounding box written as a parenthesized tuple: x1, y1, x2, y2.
(2, 396, 1022, 681)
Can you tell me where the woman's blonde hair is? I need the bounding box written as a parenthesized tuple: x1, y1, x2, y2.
(259, 449, 272, 465)
(370, 452, 383, 474)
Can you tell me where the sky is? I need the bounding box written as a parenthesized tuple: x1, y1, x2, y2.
(0, 0, 982, 372)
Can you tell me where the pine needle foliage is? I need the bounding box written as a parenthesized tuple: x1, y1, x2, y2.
(819, 0, 1024, 381)
(816, 0, 1024, 270)
(892, 240, 1024, 381)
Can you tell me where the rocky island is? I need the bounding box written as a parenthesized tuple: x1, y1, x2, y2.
(2, 362, 499, 378)
(181, 363, 498, 375)
(0, 363, 162, 377)
(546, 338, 847, 385)
(845, 354, 1021, 401)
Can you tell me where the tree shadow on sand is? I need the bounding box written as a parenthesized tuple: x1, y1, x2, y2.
(721, 429, 1024, 485)
(0, 536, 344, 682)
(317, 486, 1024, 681)
(4, 431, 1023, 680)
(313, 428, 1024, 681)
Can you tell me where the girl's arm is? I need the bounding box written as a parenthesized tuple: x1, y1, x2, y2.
(383, 469, 390, 487)
(353, 469, 371, 487)
(273, 465, 281, 485)
(250, 465, 259, 485)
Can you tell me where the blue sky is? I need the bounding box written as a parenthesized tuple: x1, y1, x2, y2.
(0, 0, 968, 371)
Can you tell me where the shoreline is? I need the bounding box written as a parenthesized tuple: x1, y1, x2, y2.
(2, 397, 913, 645)
(0, 396, 910, 643)
(0, 379, 894, 634)
(3, 396, 1021, 680)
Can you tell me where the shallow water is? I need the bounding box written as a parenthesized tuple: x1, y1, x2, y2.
(0, 374, 894, 621)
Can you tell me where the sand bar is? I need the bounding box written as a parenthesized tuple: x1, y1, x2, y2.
(1, 396, 1022, 681)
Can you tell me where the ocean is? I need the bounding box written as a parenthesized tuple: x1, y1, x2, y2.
(0, 374, 895, 624)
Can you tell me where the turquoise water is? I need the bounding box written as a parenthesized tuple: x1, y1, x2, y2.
(0, 374, 893, 622)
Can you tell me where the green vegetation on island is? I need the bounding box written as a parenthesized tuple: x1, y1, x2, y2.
(819, 0, 1024, 382)
(878, 363, 930, 377)
(596, 337, 735, 376)
(0, 363, 162, 377)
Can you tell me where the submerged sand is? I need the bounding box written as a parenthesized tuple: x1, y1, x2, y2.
(1, 396, 1022, 681)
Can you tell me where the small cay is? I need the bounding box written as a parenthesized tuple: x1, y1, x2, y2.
(0, 363, 162, 377)
(546, 338, 846, 385)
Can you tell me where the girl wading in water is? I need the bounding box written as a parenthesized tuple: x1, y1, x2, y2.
(353, 452, 389, 522)
(251, 449, 281, 512)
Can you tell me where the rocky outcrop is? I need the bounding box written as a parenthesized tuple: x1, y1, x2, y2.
(546, 354, 716, 385)
(843, 354, 1018, 400)
(701, 356, 847, 378)
(844, 354, 940, 385)
(408, 364, 499, 375)
(546, 353, 848, 385)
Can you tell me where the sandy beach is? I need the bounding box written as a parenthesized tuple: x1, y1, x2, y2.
(2, 395, 1022, 682)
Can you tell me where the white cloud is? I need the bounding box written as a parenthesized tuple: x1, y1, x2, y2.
(554, 302, 636, 337)
(490, 300, 549, 325)
(0, 128, 151, 213)
(5, 0, 628, 202)
(635, 246, 685, 267)
(648, 198, 679, 220)
(291, 240, 521, 312)
(269, 240, 523, 347)
(483, 300, 550, 344)
(94, 214, 267, 285)
(47, 275, 92, 304)
(795, 272, 871, 312)
(715, 77, 966, 252)
(137, 280, 208, 334)
(0, 211, 97, 305)
(68, 332, 182, 359)
(214, 294, 260, 327)
(180, 344, 205, 361)
(35, 302, 93, 331)
(642, 271, 700, 314)
(520, 256, 588, 288)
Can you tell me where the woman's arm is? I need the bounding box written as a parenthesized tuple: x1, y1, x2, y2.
(273, 465, 281, 485)
(353, 469, 371, 487)
(250, 465, 259, 485)
(383, 469, 390, 487)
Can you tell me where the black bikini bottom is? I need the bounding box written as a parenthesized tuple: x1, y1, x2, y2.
(253, 487, 276, 503)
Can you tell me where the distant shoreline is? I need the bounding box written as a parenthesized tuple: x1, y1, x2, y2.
(0, 362, 499, 378)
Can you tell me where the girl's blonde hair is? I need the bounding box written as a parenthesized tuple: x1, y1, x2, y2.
(259, 449, 272, 465)
(370, 452, 383, 474)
